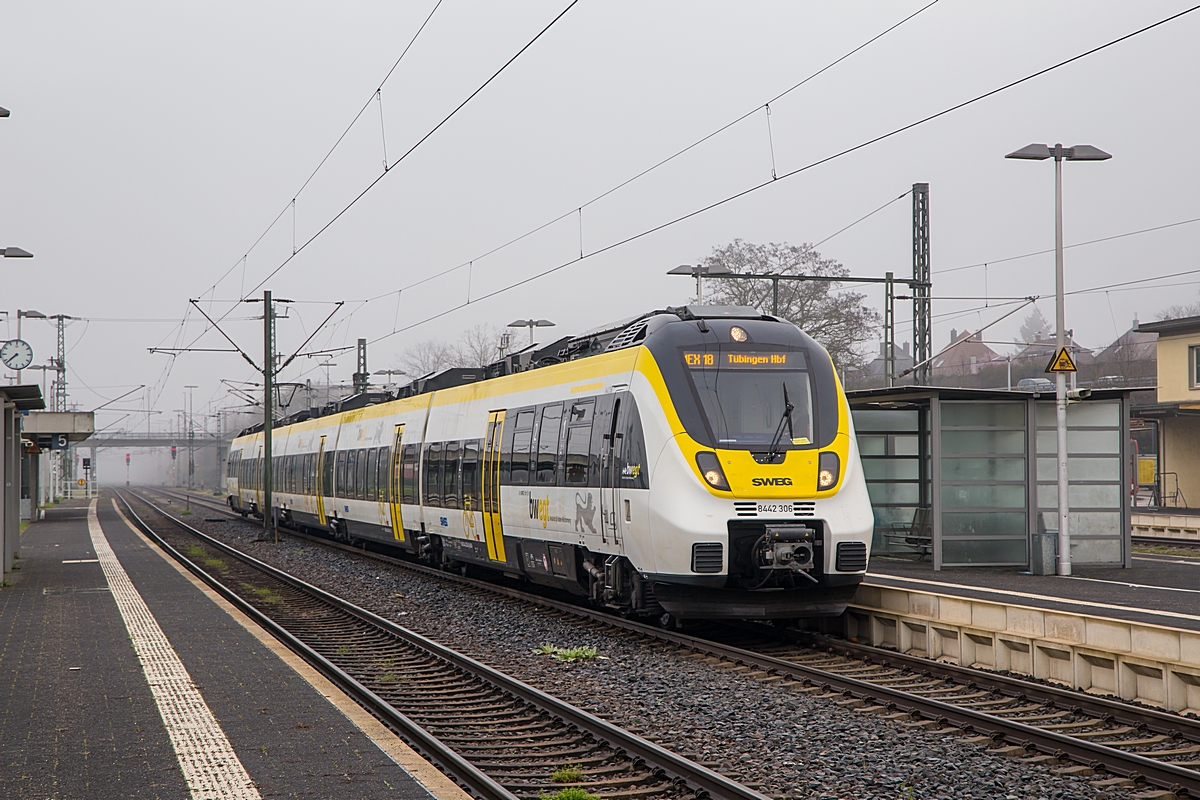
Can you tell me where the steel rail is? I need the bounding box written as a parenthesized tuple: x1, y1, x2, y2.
(116, 491, 520, 800)
(1133, 535, 1200, 550)
(782, 628, 1200, 745)
(121, 489, 770, 800)
(149, 488, 1200, 794)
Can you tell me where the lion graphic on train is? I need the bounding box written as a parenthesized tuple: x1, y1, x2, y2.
(574, 492, 597, 534)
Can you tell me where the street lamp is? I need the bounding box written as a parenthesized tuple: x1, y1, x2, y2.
(1006, 142, 1111, 576)
(15, 309, 46, 384)
(667, 264, 731, 305)
(373, 368, 406, 385)
(508, 318, 555, 347)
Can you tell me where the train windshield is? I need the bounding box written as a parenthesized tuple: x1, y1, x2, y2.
(681, 348, 815, 449)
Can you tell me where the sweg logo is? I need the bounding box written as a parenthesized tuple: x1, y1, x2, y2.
(528, 496, 550, 528)
(752, 477, 793, 486)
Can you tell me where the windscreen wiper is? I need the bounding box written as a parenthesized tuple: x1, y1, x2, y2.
(765, 384, 795, 461)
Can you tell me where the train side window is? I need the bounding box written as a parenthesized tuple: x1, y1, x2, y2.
(443, 441, 461, 509)
(323, 451, 334, 496)
(366, 448, 378, 501)
(378, 447, 391, 502)
(356, 449, 368, 500)
(564, 425, 591, 485)
(310, 453, 317, 495)
(335, 451, 347, 497)
(424, 442, 442, 506)
(461, 440, 480, 511)
(535, 404, 563, 485)
(401, 443, 419, 504)
(509, 410, 534, 485)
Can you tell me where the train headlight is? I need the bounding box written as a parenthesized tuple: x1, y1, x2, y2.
(817, 452, 840, 490)
(695, 452, 730, 491)
(730, 326, 748, 343)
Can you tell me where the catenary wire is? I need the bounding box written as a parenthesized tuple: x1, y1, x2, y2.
(242, 0, 582, 299)
(366, 3, 1200, 346)
(935, 214, 1200, 275)
(360, 3, 941, 304)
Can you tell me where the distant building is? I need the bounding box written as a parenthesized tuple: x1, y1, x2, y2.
(931, 328, 1000, 377)
(1131, 315, 1200, 507)
(861, 340, 913, 383)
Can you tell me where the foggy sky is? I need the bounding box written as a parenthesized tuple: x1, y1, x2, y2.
(3, 1, 1198, 483)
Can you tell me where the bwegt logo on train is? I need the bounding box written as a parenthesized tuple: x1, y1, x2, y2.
(752, 477, 793, 486)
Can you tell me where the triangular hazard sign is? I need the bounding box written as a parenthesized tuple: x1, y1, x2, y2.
(1045, 347, 1078, 373)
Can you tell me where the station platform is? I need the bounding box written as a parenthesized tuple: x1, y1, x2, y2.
(867, 551, 1200, 633)
(0, 495, 468, 800)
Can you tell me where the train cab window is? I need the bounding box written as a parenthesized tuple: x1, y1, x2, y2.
(366, 448, 378, 501)
(509, 410, 535, 485)
(424, 442, 443, 506)
(443, 441, 461, 509)
(536, 404, 563, 485)
(461, 440, 480, 511)
(356, 449, 369, 500)
(401, 443, 419, 504)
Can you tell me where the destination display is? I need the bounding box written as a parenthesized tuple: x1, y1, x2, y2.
(682, 351, 804, 369)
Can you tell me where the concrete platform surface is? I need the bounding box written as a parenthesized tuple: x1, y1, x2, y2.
(868, 551, 1200, 633)
(0, 495, 466, 800)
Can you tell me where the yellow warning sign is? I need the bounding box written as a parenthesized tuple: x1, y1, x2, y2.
(1045, 347, 1078, 373)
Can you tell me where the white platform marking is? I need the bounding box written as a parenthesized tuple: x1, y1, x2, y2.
(87, 500, 261, 800)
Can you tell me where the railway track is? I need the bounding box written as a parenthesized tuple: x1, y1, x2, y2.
(1133, 535, 1200, 551)
(116, 489, 768, 800)
(149, 488, 1200, 796)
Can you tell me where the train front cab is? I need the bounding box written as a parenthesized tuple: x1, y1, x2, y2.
(630, 311, 874, 619)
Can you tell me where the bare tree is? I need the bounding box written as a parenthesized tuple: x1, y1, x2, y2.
(396, 339, 458, 377)
(699, 239, 880, 370)
(454, 323, 504, 367)
(1017, 307, 1051, 343)
(1156, 300, 1200, 321)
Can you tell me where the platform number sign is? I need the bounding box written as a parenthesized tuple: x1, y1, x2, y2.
(36, 434, 69, 450)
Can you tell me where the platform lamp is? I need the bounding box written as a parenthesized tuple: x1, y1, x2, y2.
(508, 318, 555, 347)
(373, 368, 406, 388)
(667, 264, 731, 305)
(1006, 142, 1111, 577)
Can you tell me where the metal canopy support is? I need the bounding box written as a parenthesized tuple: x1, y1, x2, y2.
(912, 183, 931, 385)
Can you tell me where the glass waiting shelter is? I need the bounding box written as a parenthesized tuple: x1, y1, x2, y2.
(848, 387, 1133, 570)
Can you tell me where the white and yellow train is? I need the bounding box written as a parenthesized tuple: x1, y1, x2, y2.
(227, 306, 873, 621)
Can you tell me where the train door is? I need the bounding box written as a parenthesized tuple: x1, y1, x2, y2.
(255, 445, 263, 512)
(389, 424, 406, 542)
(316, 436, 328, 526)
(482, 410, 507, 562)
(600, 397, 626, 550)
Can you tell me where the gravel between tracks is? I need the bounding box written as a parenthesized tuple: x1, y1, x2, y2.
(175, 509, 1132, 800)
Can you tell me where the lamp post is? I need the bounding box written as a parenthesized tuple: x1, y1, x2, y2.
(1006, 142, 1111, 576)
(667, 264, 731, 305)
(373, 368, 406, 387)
(508, 318, 555, 347)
